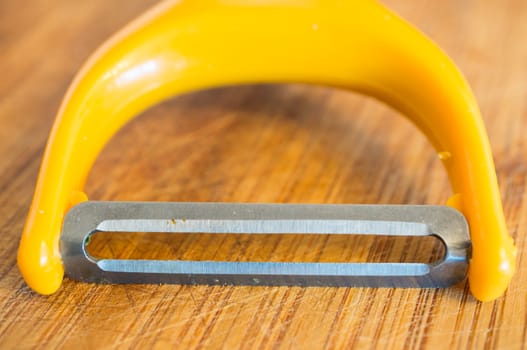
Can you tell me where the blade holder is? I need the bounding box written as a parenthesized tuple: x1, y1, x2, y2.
(61, 202, 471, 288)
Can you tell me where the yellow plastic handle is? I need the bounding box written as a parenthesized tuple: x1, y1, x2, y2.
(18, 0, 516, 300)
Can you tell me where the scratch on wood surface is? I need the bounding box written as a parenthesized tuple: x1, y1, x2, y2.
(99, 288, 276, 345)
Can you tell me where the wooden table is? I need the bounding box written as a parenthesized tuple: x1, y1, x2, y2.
(1, 0, 526, 348)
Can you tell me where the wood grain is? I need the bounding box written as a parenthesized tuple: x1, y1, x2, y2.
(0, 0, 526, 348)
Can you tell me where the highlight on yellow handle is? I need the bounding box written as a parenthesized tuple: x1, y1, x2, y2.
(17, 0, 516, 300)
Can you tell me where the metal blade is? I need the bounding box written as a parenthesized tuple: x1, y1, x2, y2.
(60, 202, 470, 288)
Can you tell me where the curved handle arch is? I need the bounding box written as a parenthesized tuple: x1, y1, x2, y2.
(18, 0, 516, 300)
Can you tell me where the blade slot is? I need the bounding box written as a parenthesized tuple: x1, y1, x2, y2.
(85, 231, 445, 264)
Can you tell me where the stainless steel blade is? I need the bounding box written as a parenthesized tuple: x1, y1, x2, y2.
(60, 202, 471, 288)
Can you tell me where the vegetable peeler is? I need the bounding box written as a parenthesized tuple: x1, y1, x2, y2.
(17, 0, 516, 301)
